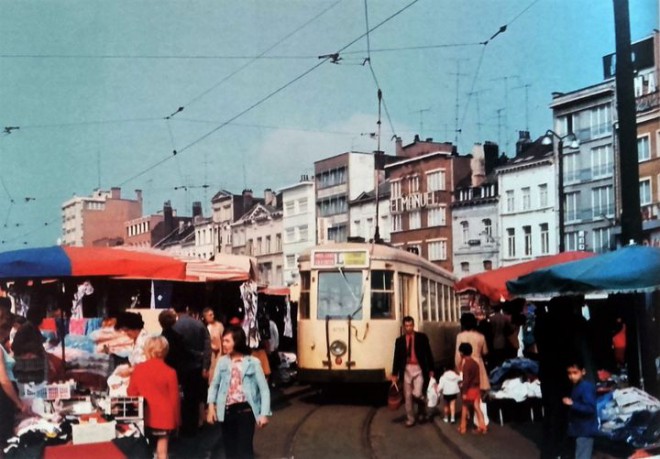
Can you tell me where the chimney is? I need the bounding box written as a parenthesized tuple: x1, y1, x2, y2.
(164, 201, 174, 233)
(192, 201, 203, 218)
(470, 144, 486, 187)
(264, 188, 275, 206)
(516, 131, 532, 156)
(425, 137, 433, 142)
(135, 189, 142, 202)
(483, 141, 500, 175)
(413, 134, 421, 142)
(242, 189, 253, 213)
(111, 187, 121, 200)
(395, 136, 403, 156)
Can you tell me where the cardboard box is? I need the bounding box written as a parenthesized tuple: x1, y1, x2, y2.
(71, 420, 116, 445)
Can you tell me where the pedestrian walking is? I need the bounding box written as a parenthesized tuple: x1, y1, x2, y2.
(454, 313, 490, 392)
(127, 336, 180, 459)
(488, 304, 513, 369)
(437, 366, 461, 424)
(457, 342, 487, 435)
(562, 359, 598, 459)
(391, 316, 434, 427)
(203, 307, 224, 384)
(172, 302, 211, 436)
(207, 326, 271, 459)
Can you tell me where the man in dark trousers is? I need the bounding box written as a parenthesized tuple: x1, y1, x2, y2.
(391, 316, 434, 427)
(172, 302, 211, 436)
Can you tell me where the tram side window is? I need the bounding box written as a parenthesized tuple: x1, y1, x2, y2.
(429, 281, 438, 321)
(421, 278, 430, 321)
(299, 271, 310, 319)
(371, 270, 394, 319)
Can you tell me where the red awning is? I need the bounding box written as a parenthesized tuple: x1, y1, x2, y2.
(454, 251, 596, 303)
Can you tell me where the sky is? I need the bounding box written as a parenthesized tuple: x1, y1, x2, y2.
(0, 0, 657, 249)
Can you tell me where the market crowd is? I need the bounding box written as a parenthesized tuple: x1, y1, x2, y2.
(0, 295, 279, 459)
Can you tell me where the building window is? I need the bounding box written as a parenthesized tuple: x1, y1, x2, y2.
(640, 178, 652, 206)
(591, 145, 613, 179)
(246, 239, 253, 256)
(460, 262, 470, 273)
(565, 192, 580, 222)
(428, 240, 447, 261)
(590, 104, 611, 137)
(565, 231, 578, 252)
(265, 236, 271, 254)
(564, 152, 580, 183)
(317, 167, 346, 189)
(353, 220, 361, 239)
(298, 198, 308, 213)
(392, 214, 402, 232)
(522, 187, 531, 210)
(428, 206, 446, 227)
(460, 221, 469, 245)
(285, 227, 295, 243)
(592, 227, 611, 253)
(275, 233, 282, 251)
(408, 175, 420, 193)
(523, 226, 532, 256)
(506, 228, 516, 258)
(506, 190, 514, 213)
(319, 196, 348, 217)
(427, 170, 446, 191)
(482, 219, 492, 238)
(539, 184, 548, 208)
(391, 180, 402, 198)
(592, 185, 614, 219)
(483, 260, 492, 271)
(409, 210, 421, 230)
(638, 136, 651, 162)
(285, 200, 295, 216)
(540, 223, 549, 254)
(299, 225, 308, 242)
(286, 254, 296, 268)
(407, 244, 421, 256)
(328, 225, 347, 242)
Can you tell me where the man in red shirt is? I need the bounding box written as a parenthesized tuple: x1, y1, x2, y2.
(391, 316, 434, 427)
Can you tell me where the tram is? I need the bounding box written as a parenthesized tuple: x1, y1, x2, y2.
(296, 242, 461, 385)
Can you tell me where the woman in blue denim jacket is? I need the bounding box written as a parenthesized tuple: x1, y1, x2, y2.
(207, 326, 271, 459)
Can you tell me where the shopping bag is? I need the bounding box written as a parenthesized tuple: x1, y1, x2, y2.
(388, 383, 403, 411)
(472, 399, 490, 427)
(427, 377, 439, 408)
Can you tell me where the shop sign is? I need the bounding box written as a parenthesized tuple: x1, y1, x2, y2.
(312, 250, 369, 268)
(390, 191, 440, 214)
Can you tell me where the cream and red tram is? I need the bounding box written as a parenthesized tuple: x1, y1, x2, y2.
(296, 242, 460, 384)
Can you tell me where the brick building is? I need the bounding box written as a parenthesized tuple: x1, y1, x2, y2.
(386, 137, 470, 272)
(61, 187, 142, 247)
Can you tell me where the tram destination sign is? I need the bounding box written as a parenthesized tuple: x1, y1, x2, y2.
(312, 250, 369, 269)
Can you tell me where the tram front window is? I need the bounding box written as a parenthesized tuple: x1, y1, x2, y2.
(317, 271, 363, 320)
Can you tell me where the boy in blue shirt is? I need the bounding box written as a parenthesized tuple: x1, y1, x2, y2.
(562, 360, 598, 459)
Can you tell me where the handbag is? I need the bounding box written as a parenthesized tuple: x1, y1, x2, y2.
(388, 383, 403, 411)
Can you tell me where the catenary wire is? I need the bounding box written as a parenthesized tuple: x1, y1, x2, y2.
(119, 0, 421, 186)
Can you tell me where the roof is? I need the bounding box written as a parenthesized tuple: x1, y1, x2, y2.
(496, 138, 552, 173)
(350, 180, 391, 205)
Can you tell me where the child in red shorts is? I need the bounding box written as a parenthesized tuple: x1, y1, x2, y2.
(458, 342, 486, 434)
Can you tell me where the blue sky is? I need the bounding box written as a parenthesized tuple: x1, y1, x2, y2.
(0, 0, 656, 249)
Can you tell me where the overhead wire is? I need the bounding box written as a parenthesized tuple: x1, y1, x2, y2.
(119, 0, 421, 187)
(172, 0, 344, 114)
(457, 0, 541, 141)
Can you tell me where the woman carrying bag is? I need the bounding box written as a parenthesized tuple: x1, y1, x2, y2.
(207, 326, 271, 459)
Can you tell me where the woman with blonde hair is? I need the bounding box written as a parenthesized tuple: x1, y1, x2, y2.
(127, 335, 180, 459)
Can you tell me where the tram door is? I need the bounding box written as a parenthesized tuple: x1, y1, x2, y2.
(398, 274, 415, 322)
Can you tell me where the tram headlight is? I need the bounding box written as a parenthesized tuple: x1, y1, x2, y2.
(329, 340, 347, 357)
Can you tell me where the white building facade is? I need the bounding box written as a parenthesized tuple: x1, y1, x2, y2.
(497, 140, 558, 266)
(280, 179, 316, 285)
(349, 181, 391, 243)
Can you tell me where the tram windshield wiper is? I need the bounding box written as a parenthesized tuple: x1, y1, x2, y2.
(337, 265, 363, 318)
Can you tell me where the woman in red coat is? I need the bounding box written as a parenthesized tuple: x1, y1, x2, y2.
(128, 335, 180, 459)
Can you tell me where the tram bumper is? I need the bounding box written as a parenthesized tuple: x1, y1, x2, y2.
(298, 368, 386, 384)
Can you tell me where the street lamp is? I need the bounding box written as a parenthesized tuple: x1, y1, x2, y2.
(542, 129, 579, 253)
